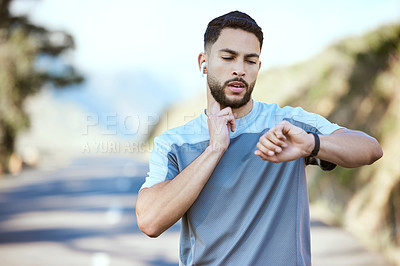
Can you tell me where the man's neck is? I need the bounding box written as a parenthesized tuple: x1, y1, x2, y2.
(231, 99, 253, 119)
(206, 90, 253, 119)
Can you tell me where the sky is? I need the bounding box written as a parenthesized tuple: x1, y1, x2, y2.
(10, 0, 400, 138)
(12, 0, 400, 94)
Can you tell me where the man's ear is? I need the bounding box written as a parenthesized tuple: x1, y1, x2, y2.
(198, 53, 207, 75)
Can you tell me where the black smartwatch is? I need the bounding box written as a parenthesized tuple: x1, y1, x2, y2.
(307, 131, 320, 158)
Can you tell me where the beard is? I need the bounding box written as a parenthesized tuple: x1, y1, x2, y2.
(207, 73, 256, 109)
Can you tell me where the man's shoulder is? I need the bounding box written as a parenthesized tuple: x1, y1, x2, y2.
(254, 100, 306, 117)
(155, 114, 208, 147)
(256, 101, 310, 116)
(259, 101, 341, 134)
(253, 101, 320, 128)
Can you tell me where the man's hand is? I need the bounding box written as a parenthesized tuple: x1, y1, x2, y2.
(255, 120, 314, 163)
(207, 102, 236, 152)
(136, 102, 238, 238)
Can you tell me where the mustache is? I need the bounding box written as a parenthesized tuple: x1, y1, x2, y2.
(224, 77, 249, 88)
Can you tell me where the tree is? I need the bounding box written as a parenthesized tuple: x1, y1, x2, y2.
(0, 0, 83, 174)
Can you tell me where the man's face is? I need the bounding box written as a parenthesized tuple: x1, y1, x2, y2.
(206, 28, 261, 109)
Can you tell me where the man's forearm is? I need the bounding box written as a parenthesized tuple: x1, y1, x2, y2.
(317, 128, 383, 168)
(136, 145, 225, 238)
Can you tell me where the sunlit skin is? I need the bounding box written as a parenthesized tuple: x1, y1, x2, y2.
(198, 28, 262, 119)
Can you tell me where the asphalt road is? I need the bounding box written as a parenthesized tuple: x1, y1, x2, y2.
(0, 155, 389, 266)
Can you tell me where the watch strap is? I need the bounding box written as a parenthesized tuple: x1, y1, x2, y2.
(307, 131, 320, 157)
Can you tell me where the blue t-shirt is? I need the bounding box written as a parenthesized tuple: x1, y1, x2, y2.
(140, 100, 342, 265)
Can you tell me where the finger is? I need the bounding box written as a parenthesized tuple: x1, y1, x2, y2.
(255, 150, 278, 162)
(259, 135, 283, 154)
(227, 114, 236, 132)
(221, 114, 236, 132)
(219, 108, 236, 131)
(254, 150, 267, 159)
(273, 127, 287, 143)
(223, 115, 235, 124)
(256, 142, 277, 156)
(271, 124, 287, 140)
(218, 107, 233, 116)
(255, 149, 269, 159)
(279, 120, 303, 136)
(209, 102, 222, 115)
(261, 131, 286, 150)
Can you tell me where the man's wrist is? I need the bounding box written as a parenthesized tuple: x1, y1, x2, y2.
(206, 143, 227, 155)
(306, 131, 320, 158)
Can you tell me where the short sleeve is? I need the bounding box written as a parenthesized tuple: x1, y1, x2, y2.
(282, 106, 343, 135)
(281, 106, 344, 171)
(139, 135, 179, 191)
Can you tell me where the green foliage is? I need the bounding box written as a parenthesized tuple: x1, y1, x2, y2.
(287, 23, 400, 195)
(276, 22, 400, 259)
(0, 0, 83, 173)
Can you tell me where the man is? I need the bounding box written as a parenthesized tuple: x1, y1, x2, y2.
(136, 11, 383, 265)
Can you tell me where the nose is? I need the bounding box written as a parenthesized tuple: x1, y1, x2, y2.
(232, 62, 246, 77)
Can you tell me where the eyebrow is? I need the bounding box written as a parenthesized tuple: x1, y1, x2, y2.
(219, 48, 260, 58)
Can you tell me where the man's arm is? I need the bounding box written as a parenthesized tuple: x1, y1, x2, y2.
(317, 128, 382, 168)
(136, 103, 236, 238)
(255, 121, 383, 168)
(136, 146, 224, 238)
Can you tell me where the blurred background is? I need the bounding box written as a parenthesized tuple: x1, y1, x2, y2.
(0, 0, 399, 265)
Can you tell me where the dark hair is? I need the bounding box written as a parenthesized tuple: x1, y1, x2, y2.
(204, 11, 263, 51)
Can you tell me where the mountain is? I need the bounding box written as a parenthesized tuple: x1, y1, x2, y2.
(148, 23, 400, 264)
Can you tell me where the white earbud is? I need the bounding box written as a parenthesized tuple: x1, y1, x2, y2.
(201, 62, 206, 77)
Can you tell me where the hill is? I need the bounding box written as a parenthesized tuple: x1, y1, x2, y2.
(264, 23, 400, 264)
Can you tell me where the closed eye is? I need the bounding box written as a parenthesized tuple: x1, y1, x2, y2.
(246, 60, 257, 64)
(222, 57, 234, 61)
